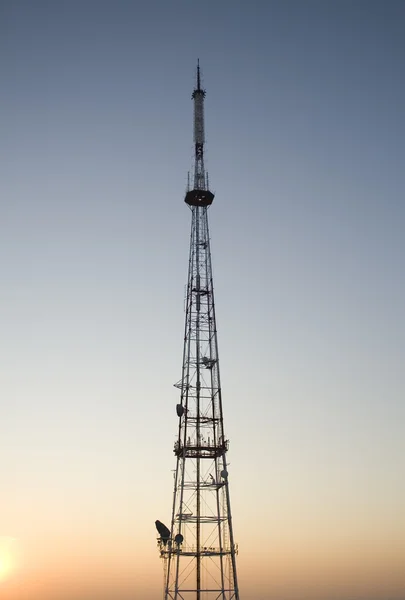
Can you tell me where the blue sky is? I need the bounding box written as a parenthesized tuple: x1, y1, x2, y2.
(1, 1, 405, 599)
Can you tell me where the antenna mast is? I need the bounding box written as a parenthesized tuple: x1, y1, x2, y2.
(185, 60, 214, 208)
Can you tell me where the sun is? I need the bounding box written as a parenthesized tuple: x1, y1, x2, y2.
(0, 557, 11, 580)
(0, 537, 19, 582)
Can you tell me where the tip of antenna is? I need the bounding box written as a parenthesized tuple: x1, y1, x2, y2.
(192, 60, 205, 98)
(197, 59, 201, 91)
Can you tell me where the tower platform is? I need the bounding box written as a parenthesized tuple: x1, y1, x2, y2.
(185, 188, 214, 206)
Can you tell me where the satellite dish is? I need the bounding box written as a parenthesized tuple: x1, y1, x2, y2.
(155, 520, 171, 542)
(176, 404, 184, 417)
(174, 533, 184, 545)
(221, 469, 228, 480)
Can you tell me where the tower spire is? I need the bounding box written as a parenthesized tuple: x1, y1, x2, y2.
(185, 61, 214, 206)
(196, 58, 201, 91)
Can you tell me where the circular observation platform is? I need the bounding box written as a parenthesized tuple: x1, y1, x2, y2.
(174, 439, 228, 458)
(185, 189, 214, 207)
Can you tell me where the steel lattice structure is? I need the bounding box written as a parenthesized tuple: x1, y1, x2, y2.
(155, 63, 240, 600)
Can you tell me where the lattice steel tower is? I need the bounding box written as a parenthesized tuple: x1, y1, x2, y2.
(155, 62, 240, 600)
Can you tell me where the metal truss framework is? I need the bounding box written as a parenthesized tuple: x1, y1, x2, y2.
(157, 63, 240, 600)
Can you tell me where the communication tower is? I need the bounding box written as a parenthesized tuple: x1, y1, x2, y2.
(156, 62, 240, 600)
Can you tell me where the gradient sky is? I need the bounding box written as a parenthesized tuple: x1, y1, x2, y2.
(1, 1, 405, 599)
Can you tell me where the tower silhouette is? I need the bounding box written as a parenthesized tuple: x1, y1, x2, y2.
(156, 62, 240, 600)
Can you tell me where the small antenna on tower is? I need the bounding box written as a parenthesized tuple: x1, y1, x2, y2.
(197, 58, 201, 91)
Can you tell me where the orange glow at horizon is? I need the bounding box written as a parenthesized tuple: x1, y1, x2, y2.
(1, 527, 404, 600)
